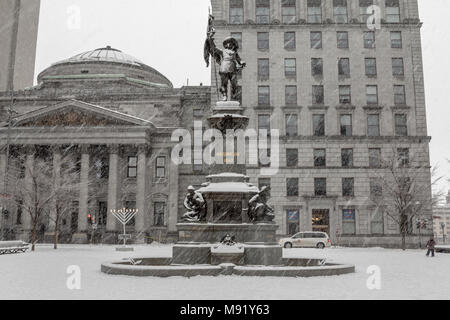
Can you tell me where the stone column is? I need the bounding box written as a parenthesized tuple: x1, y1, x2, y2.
(106, 144, 120, 233)
(0, 146, 7, 236)
(168, 148, 179, 232)
(46, 146, 61, 241)
(19, 146, 34, 241)
(135, 144, 148, 243)
(74, 145, 89, 243)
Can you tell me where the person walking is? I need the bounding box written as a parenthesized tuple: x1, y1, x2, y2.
(426, 236, 436, 257)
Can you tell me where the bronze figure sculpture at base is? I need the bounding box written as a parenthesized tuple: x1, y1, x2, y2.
(181, 186, 206, 222)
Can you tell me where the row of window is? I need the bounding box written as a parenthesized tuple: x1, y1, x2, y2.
(272, 112, 408, 137)
(231, 30, 402, 51)
(259, 175, 402, 198)
(256, 84, 407, 107)
(230, 0, 402, 25)
(283, 147, 409, 167)
(94, 156, 166, 179)
(258, 56, 406, 80)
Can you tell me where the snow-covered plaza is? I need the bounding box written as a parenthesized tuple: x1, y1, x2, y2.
(1, 244, 449, 300)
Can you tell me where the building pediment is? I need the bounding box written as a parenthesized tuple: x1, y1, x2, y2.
(3, 100, 154, 128)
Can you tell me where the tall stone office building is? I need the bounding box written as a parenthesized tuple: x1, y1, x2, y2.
(210, 0, 432, 247)
(0, 0, 40, 91)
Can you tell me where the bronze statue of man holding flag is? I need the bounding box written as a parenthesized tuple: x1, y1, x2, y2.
(204, 14, 246, 102)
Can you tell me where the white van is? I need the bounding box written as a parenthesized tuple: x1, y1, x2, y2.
(279, 231, 331, 249)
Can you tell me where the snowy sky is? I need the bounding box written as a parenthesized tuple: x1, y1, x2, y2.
(34, 0, 450, 195)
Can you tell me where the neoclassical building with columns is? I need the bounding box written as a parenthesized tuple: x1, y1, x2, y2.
(0, 46, 210, 243)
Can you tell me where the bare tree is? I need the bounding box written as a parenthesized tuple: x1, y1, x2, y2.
(371, 147, 443, 250)
(47, 153, 81, 250)
(14, 157, 54, 251)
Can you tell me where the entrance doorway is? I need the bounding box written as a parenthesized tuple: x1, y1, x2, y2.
(312, 209, 330, 235)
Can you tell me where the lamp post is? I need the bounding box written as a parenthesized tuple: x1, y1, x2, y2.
(111, 208, 138, 251)
(441, 222, 446, 244)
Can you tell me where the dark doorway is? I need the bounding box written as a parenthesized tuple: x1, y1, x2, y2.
(312, 209, 330, 235)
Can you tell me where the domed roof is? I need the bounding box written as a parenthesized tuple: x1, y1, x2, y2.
(53, 46, 145, 67)
(38, 46, 173, 88)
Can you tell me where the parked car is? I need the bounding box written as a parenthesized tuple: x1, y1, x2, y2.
(280, 232, 331, 249)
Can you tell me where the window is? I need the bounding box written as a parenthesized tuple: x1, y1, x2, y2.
(397, 148, 409, 166)
(314, 149, 326, 167)
(313, 114, 325, 136)
(386, 0, 400, 23)
(156, 157, 166, 178)
(395, 114, 407, 136)
(371, 208, 384, 234)
(229, 0, 244, 24)
(258, 59, 270, 80)
(333, 0, 348, 23)
(314, 178, 327, 196)
(337, 31, 349, 48)
(364, 31, 375, 48)
(312, 85, 324, 104)
(342, 209, 356, 234)
(285, 114, 298, 136)
(310, 31, 322, 49)
(193, 109, 203, 118)
(256, 0, 270, 24)
(340, 114, 352, 136)
(284, 58, 296, 77)
(367, 114, 380, 136)
(392, 58, 404, 76)
(284, 32, 296, 49)
(257, 32, 269, 50)
(366, 85, 378, 105)
(285, 85, 297, 105)
(365, 58, 377, 76)
(307, 0, 322, 23)
(311, 58, 323, 76)
(287, 210, 300, 235)
(391, 31, 402, 48)
(339, 86, 351, 104)
(94, 158, 109, 179)
(341, 148, 353, 167)
(125, 201, 136, 226)
(258, 114, 271, 135)
(286, 149, 298, 167)
(338, 58, 350, 77)
(342, 178, 354, 197)
(282, 0, 296, 24)
(287, 178, 299, 196)
(98, 201, 107, 226)
(359, 0, 374, 23)
(370, 178, 383, 198)
(231, 32, 242, 50)
(127, 156, 137, 178)
(154, 202, 165, 226)
(394, 85, 406, 105)
(369, 148, 382, 168)
(258, 86, 270, 105)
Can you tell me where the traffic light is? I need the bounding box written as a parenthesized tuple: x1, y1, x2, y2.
(87, 214, 95, 224)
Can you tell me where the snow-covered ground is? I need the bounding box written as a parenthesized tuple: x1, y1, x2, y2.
(1, 244, 449, 300)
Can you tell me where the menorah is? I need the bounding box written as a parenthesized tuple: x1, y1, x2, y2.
(111, 208, 139, 247)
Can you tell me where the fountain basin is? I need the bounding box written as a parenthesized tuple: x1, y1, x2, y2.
(101, 257, 355, 278)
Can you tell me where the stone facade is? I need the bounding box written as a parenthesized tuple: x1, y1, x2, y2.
(210, 0, 433, 247)
(0, 47, 210, 244)
(0, 0, 40, 91)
